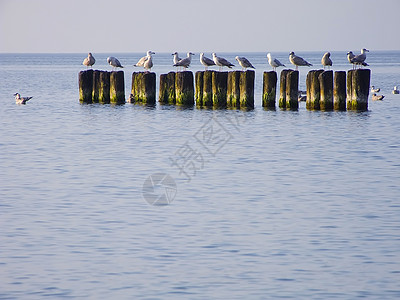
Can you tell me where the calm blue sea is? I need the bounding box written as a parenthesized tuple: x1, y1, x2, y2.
(0, 52, 400, 299)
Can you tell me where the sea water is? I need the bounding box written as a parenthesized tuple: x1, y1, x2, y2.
(0, 52, 399, 299)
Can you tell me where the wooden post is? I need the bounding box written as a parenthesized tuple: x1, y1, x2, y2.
(240, 70, 255, 109)
(98, 71, 110, 104)
(334, 71, 346, 110)
(285, 70, 299, 110)
(319, 70, 333, 110)
(79, 69, 93, 103)
(212, 71, 228, 108)
(159, 72, 176, 105)
(203, 70, 214, 107)
(262, 71, 277, 109)
(347, 69, 370, 111)
(130, 72, 156, 105)
(92, 70, 100, 103)
(110, 71, 125, 105)
(279, 69, 290, 109)
(227, 71, 241, 108)
(175, 71, 194, 106)
(195, 71, 204, 107)
(306, 70, 323, 110)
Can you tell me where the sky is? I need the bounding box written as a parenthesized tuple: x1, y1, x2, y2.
(1, 0, 399, 53)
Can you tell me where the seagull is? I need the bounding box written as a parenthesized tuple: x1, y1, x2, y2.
(321, 52, 332, 70)
(267, 53, 285, 71)
(200, 53, 216, 70)
(351, 48, 369, 69)
(14, 93, 32, 105)
(107, 57, 123, 70)
(143, 53, 155, 72)
(235, 56, 255, 71)
(134, 51, 155, 70)
(82, 53, 95, 69)
(372, 93, 384, 101)
(289, 52, 312, 70)
(392, 86, 399, 94)
(173, 52, 194, 70)
(371, 86, 380, 93)
(212, 53, 234, 71)
(347, 51, 368, 69)
(172, 52, 182, 71)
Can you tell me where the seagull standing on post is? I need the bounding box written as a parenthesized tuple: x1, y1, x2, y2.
(134, 51, 155, 70)
(235, 56, 255, 71)
(351, 48, 369, 69)
(107, 57, 124, 70)
(83, 53, 95, 69)
(321, 52, 332, 70)
(212, 53, 234, 71)
(200, 53, 215, 70)
(289, 52, 312, 70)
(267, 53, 285, 71)
(173, 52, 195, 70)
(172, 52, 182, 71)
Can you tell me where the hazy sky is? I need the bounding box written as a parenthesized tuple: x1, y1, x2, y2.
(1, 0, 399, 53)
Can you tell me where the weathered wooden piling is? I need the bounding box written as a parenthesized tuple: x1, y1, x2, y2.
(110, 71, 125, 105)
(285, 70, 299, 110)
(175, 71, 194, 106)
(240, 70, 255, 109)
(279, 69, 291, 109)
(202, 70, 214, 107)
(347, 69, 370, 111)
(319, 70, 333, 110)
(334, 71, 346, 110)
(262, 71, 277, 109)
(130, 72, 156, 105)
(306, 70, 324, 110)
(227, 71, 241, 108)
(212, 71, 228, 108)
(92, 70, 101, 103)
(159, 72, 176, 105)
(195, 71, 204, 107)
(98, 71, 110, 104)
(79, 69, 93, 103)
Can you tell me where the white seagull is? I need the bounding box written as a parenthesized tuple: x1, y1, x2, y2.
(172, 52, 182, 71)
(371, 86, 380, 93)
(14, 93, 32, 105)
(200, 53, 215, 70)
(351, 48, 369, 68)
(321, 52, 332, 70)
(267, 53, 285, 71)
(107, 57, 124, 70)
(82, 53, 95, 68)
(134, 51, 155, 70)
(173, 52, 194, 70)
(289, 52, 312, 70)
(235, 56, 255, 71)
(212, 53, 234, 71)
(347, 51, 368, 69)
(392, 86, 399, 94)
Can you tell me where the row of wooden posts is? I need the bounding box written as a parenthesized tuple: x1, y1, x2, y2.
(79, 69, 371, 110)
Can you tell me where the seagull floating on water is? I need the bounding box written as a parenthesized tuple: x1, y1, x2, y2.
(392, 86, 399, 94)
(107, 57, 123, 70)
(289, 52, 312, 70)
(14, 93, 32, 105)
(372, 93, 384, 101)
(267, 53, 285, 71)
(321, 52, 332, 70)
(200, 53, 215, 70)
(173, 52, 194, 70)
(351, 48, 369, 69)
(212, 53, 234, 71)
(134, 51, 155, 71)
(371, 86, 380, 93)
(82, 53, 95, 69)
(235, 56, 255, 71)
